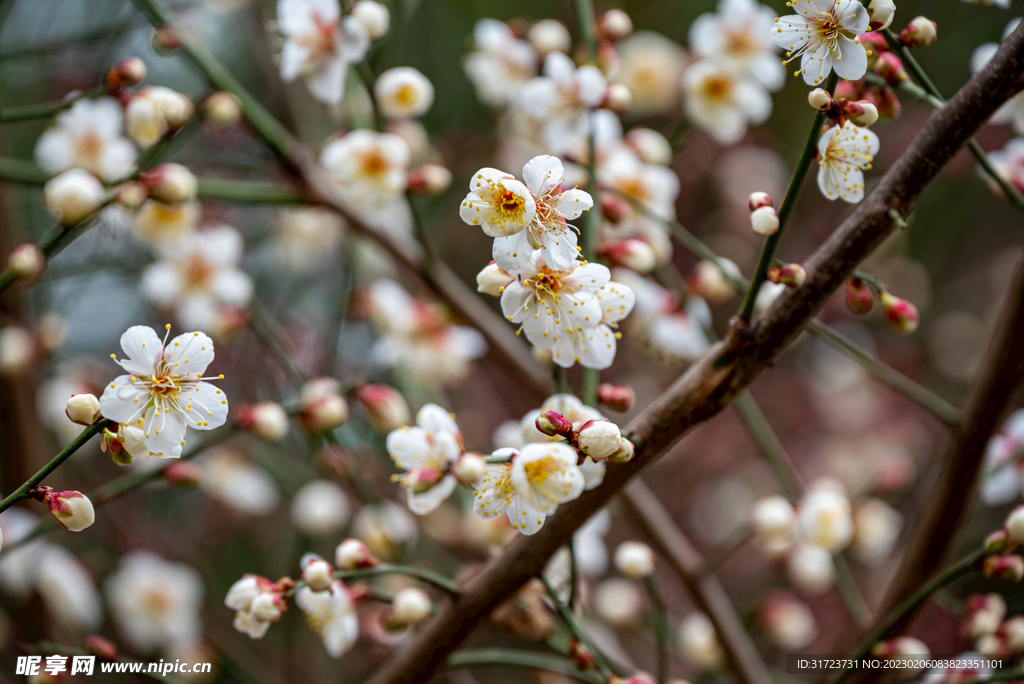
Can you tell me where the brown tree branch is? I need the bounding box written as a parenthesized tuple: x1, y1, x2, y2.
(362, 23, 1024, 684)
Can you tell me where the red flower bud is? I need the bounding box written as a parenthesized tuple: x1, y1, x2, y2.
(163, 462, 204, 486)
(767, 263, 807, 288)
(85, 635, 119, 661)
(597, 384, 636, 412)
(105, 56, 147, 90)
(873, 52, 908, 85)
(569, 639, 596, 670)
(536, 410, 573, 437)
(879, 292, 919, 334)
(846, 278, 874, 315)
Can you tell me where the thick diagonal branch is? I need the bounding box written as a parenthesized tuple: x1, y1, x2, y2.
(363, 23, 1024, 684)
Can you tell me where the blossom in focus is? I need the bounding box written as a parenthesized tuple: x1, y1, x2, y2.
(105, 550, 204, 653)
(689, 0, 785, 92)
(46, 490, 95, 532)
(386, 404, 463, 514)
(124, 86, 194, 149)
(816, 121, 880, 203)
(614, 31, 688, 116)
(99, 326, 228, 458)
(682, 59, 773, 145)
(34, 97, 137, 182)
(464, 19, 538, 107)
(277, 0, 370, 104)
(473, 443, 585, 535)
(141, 226, 253, 331)
(771, 0, 870, 86)
(520, 52, 608, 155)
(498, 252, 634, 369)
(375, 67, 434, 119)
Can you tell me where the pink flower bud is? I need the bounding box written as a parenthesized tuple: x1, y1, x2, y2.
(8, 244, 45, 281)
(846, 279, 874, 315)
(236, 401, 290, 441)
(767, 263, 807, 288)
(356, 384, 411, 433)
(568, 639, 596, 670)
(576, 420, 622, 460)
(598, 383, 636, 412)
(46, 490, 95, 531)
(844, 100, 879, 127)
(526, 19, 571, 56)
(608, 436, 636, 463)
(861, 87, 902, 121)
(879, 292, 919, 334)
(748, 191, 773, 210)
(202, 91, 242, 125)
(389, 587, 432, 628)
(476, 262, 514, 297)
(983, 554, 1024, 582)
(139, 163, 197, 204)
(152, 24, 182, 50)
(601, 194, 633, 224)
(65, 392, 100, 426)
(873, 52, 909, 85)
(750, 206, 780, 236)
(603, 239, 656, 273)
(407, 164, 453, 195)
(406, 467, 444, 494)
(536, 410, 573, 437)
(335, 538, 378, 570)
(599, 8, 633, 41)
(105, 56, 147, 90)
(987, 530, 1012, 555)
(299, 378, 348, 433)
(163, 461, 203, 486)
(85, 635, 119, 660)
(603, 83, 632, 113)
(808, 88, 833, 112)
(859, 31, 889, 59)
(900, 16, 937, 48)
(452, 452, 486, 486)
(302, 558, 334, 592)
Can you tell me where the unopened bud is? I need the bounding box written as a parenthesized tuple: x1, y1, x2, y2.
(689, 259, 740, 304)
(202, 91, 242, 125)
(568, 639, 596, 670)
(162, 461, 203, 486)
(237, 401, 290, 441)
(879, 292, 919, 334)
(615, 540, 655, 578)
(599, 8, 633, 41)
(983, 554, 1024, 582)
(302, 558, 334, 592)
(476, 261, 514, 297)
(862, 87, 902, 121)
(351, 0, 390, 40)
(846, 278, 874, 315)
(407, 164, 453, 195)
(390, 587, 432, 627)
(452, 452, 486, 486)
(526, 19, 571, 56)
(355, 384, 411, 433)
(114, 181, 147, 211)
(767, 263, 807, 288)
(626, 128, 672, 165)
(46, 490, 95, 531)
(85, 635, 119, 660)
(577, 419, 622, 461)
(608, 436, 635, 463)
(105, 57, 147, 90)
(845, 100, 879, 127)
(604, 83, 632, 113)
(874, 52, 909, 85)
(65, 393, 100, 426)
(808, 88, 833, 111)
(536, 410, 573, 437)
(335, 538, 378, 570)
(598, 383, 636, 412)
(601, 194, 633, 224)
(751, 205, 780, 236)
(748, 191, 773, 210)
(605, 239, 656, 273)
(987, 530, 1012, 555)
(140, 163, 197, 204)
(901, 16, 937, 48)
(1007, 506, 1024, 545)
(152, 24, 182, 51)
(44, 169, 105, 226)
(8, 244, 45, 281)
(299, 378, 348, 433)
(867, 0, 896, 31)
(251, 591, 284, 622)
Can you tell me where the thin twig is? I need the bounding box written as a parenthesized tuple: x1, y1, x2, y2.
(644, 575, 670, 684)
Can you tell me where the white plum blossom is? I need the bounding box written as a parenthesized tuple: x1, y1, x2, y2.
(984, 138, 1024, 199)
(125, 86, 194, 149)
(473, 443, 585, 535)
(352, 501, 418, 559)
(386, 404, 464, 514)
(105, 551, 204, 653)
(498, 252, 634, 369)
(294, 581, 359, 657)
(277, 0, 370, 104)
(816, 121, 879, 203)
(689, 0, 785, 91)
(971, 20, 1024, 134)
(99, 325, 229, 458)
(521, 52, 608, 155)
(291, 480, 351, 536)
(464, 19, 538, 107)
(797, 483, 854, 553)
(34, 97, 137, 182)
(612, 268, 711, 363)
(682, 59, 773, 145)
(226, 575, 283, 639)
(375, 67, 434, 119)
(274, 207, 345, 272)
(614, 31, 688, 116)
(462, 155, 593, 272)
(141, 226, 253, 331)
(36, 545, 103, 632)
(200, 448, 281, 516)
(771, 0, 870, 86)
(321, 130, 411, 200)
(980, 409, 1024, 505)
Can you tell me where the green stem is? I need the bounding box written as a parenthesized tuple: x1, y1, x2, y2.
(247, 299, 307, 388)
(554, 366, 569, 395)
(540, 575, 614, 680)
(828, 548, 984, 684)
(356, 61, 386, 132)
(0, 86, 104, 123)
(832, 553, 870, 630)
(0, 419, 111, 514)
(337, 563, 459, 595)
(573, 0, 597, 61)
(446, 648, 603, 683)
(732, 393, 802, 500)
(644, 576, 670, 684)
(738, 71, 838, 322)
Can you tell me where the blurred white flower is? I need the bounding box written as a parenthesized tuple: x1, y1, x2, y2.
(851, 498, 903, 566)
(751, 495, 796, 555)
(594, 577, 645, 627)
(817, 121, 880, 203)
(787, 544, 834, 595)
(277, 0, 369, 104)
(105, 551, 204, 653)
(274, 207, 344, 271)
(34, 97, 137, 182)
(797, 484, 853, 552)
(350, 0, 389, 39)
(980, 409, 1024, 506)
(464, 20, 538, 107)
(759, 590, 818, 650)
(0, 509, 47, 600)
(37, 545, 103, 632)
(352, 501, 418, 559)
(200, 448, 281, 516)
(771, 0, 870, 86)
(43, 169, 106, 226)
(527, 19, 571, 56)
(690, 0, 785, 91)
(134, 200, 199, 249)
(99, 326, 228, 458)
(125, 86, 194, 149)
(612, 269, 711, 363)
(320, 131, 411, 211)
(294, 581, 359, 657)
(614, 541, 656, 579)
(291, 480, 351, 536)
(141, 226, 252, 331)
(678, 612, 724, 672)
(521, 53, 607, 155)
(386, 404, 463, 514)
(682, 59, 772, 146)
(972, 20, 1024, 134)
(614, 31, 688, 116)
(375, 67, 434, 119)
